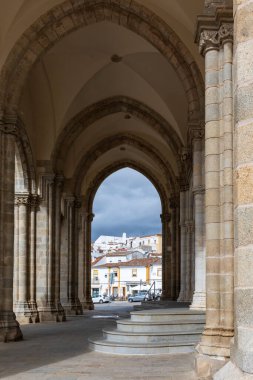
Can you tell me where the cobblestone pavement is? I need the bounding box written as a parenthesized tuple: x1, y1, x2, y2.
(0, 303, 197, 380)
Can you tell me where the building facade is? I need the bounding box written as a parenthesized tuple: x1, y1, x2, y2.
(0, 0, 252, 378)
(91, 253, 162, 298)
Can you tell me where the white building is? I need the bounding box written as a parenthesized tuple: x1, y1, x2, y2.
(91, 256, 162, 299)
(92, 233, 162, 256)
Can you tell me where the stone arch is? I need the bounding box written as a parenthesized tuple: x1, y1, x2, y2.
(82, 160, 170, 215)
(0, 0, 204, 123)
(52, 96, 183, 173)
(72, 133, 178, 195)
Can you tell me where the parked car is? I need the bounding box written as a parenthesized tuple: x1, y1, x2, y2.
(92, 295, 110, 304)
(128, 292, 148, 302)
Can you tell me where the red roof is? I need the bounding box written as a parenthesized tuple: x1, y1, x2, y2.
(95, 257, 161, 268)
(92, 255, 106, 265)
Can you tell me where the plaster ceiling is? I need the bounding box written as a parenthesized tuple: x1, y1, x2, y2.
(0, 0, 204, 193)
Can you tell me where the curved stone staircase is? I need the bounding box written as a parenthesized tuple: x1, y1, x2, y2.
(89, 308, 205, 355)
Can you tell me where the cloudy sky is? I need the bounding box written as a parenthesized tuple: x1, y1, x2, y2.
(92, 168, 162, 241)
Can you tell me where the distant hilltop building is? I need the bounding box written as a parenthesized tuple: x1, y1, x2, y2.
(92, 233, 162, 255)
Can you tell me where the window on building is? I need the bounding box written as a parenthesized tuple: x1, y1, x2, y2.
(113, 270, 118, 277)
(93, 270, 98, 277)
(157, 268, 162, 277)
(132, 269, 137, 277)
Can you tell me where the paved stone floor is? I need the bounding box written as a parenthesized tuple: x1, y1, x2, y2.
(0, 303, 197, 380)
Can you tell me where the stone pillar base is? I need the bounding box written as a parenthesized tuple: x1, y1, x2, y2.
(214, 361, 253, 379)
(0, 311, 23, 342)
(195, 353, 228, 379)
(29, 301, 40, 323)
(38, 302, 66, 322)
(62, 298, 83, 315)
(14, 301, 39, 324)
(177, 290, 193, 302)
(190, 291, 206, 310)
(81, 300, 94, 310)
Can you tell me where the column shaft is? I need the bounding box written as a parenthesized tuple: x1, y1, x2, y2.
(232, 1, 253, 374)
(0, 128, 22, 341)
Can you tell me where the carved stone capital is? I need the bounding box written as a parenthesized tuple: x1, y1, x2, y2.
(219, 23, 233, 44)
(0, 123, 18, 135)
(160, 212, 171, 223)
(180, 148, 192, 163)
(30, 194, 40, 208)
(193, 186, 205, 195)
(65, 196, 75, 208)
(74, 197, 82, 209)
(188, 127, 205, 142)
(15, 194, 30, 206)
(199, 30, 220, 55)
(55, 174, 64, 188)
(86, 212, 94, 223)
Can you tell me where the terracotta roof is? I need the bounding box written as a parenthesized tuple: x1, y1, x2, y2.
(95, 257, 161, 268)
(92, 255, 106, 265)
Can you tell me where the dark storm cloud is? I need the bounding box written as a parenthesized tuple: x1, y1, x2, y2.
(92, 168, 162, 241)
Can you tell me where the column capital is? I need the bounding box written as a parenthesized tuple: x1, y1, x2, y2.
(15, 193, 30, 206)
(74, 197, 82, 209)
(219, 22, 233, 45)
(199, 29, 220, 55)
(85, 212, 94, 223)
(195, 4, 233, 55)
(193, 186, 205, 195)
(55, 174, 64, 188)
(0, 123, 18, 135)
(29, 194, 40, 208)
(160, 212, 171, 223)
(188, 126, 205, 144)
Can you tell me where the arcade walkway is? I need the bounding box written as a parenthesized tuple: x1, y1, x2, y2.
(0, 303, 197, 380)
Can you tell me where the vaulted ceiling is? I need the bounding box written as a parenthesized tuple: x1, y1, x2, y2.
(0, 0, 205, 199)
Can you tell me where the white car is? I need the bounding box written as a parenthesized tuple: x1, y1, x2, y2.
(92, 295, 110, 304)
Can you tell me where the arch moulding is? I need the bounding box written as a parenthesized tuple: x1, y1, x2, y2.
(0, 0, 204, 123)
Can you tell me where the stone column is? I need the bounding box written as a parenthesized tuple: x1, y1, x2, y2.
(216, 2, 253, 378)
(13, 201, 19, 310)
(170, 196, 179, 300)
(82, 212, 94, 310)
(37, 175, 65, 322)
(73, 198, 83, 314)
(175, 200, 181, 297)
(195, 20, 234, 377)
(190, 129, 206, 310)
(160, 212, 172, 300)
(177, 188, 189, 302)
(199, 32, 222, 357)
(0, 124, 22, 341)
(54, 177, 65, 318)
(14, 194, 32, 323)
(29, 194, 39, 322)
(61, 196, 82, 315)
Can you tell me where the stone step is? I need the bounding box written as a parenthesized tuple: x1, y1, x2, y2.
(116, 319, 205, 333)
(89, 338, 197, 355)
(89, 307, 205, 356)
(103, 328, 202, 344)
(130, 308, 205, 323)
